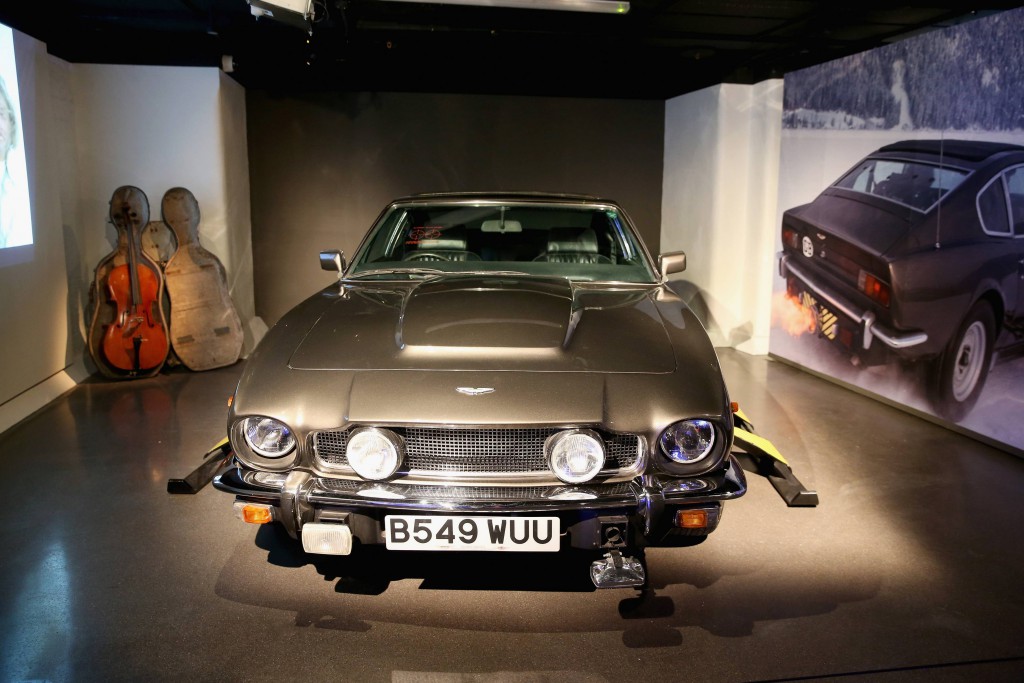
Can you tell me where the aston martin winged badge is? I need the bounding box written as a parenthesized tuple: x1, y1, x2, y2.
(456, 387, 495, 396)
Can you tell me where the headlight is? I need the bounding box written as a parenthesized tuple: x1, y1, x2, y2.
(659, 419, 715, 464)
(242, 416, 296, 458)
(346, 428, 404, 480)
(547, 430, 605, 484)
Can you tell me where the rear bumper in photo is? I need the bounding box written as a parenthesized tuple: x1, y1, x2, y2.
(780, 253, 928, 354)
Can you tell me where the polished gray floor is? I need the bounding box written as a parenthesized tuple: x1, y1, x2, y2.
(1, 350, 1023, 682)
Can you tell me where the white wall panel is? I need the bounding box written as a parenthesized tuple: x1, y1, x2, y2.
(662, 80, 783, 355)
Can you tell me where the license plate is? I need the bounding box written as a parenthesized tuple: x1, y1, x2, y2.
(385, 515, 559, 552)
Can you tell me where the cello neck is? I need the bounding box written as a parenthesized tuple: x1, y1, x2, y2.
(122, 204, 142, 307)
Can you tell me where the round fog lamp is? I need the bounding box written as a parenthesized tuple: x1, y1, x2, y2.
(660, 419, 715, 464)
(346, 428, 404, 480)
(242, 417, 296, 458)
(547, 430, 605, 484)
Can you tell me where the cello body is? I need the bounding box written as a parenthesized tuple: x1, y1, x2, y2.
(161, 187, 243, 371)
(101, 260, 168, 371)
(87, 186, 170, 378)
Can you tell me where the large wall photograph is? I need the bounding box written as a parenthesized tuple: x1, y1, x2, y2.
(769, 8, 1024, 453)
(0, 22, 32, 250)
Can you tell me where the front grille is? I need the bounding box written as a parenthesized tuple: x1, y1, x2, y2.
(312, 427, 642, 477)
(404, 427, 552, 473)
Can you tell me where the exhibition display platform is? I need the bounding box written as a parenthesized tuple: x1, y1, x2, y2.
(1, 349, 1022, 680)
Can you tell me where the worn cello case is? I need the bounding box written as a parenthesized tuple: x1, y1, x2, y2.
(161, 187, 243, 371)
(87, 186, 170, 379)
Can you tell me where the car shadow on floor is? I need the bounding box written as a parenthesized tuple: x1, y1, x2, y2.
(213, 508, 881, 646)
(243, 522, 690, 646)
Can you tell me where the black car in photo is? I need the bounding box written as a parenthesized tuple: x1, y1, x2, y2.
(779, 139, 1024, 421)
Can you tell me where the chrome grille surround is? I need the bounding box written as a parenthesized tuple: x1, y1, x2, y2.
(315, 477, 636, 502)
(311, 426, 644, 483)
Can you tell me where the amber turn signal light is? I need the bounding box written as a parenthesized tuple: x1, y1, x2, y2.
(675, 510, 708, 529)
(234, 502, 274, 524)
(244, 506, 272, 524)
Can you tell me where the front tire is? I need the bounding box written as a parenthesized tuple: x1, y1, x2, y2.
(933, 301, 995, 422)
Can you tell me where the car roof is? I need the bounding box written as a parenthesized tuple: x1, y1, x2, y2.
(876, 139, 1024, 163)
(392, 192, 616, 205)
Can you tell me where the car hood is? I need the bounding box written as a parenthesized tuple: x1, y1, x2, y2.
(288, 276, 676, 373)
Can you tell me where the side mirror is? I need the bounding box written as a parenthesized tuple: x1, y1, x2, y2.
(319, 250, 346, 279)
(658, 251, 686, 279)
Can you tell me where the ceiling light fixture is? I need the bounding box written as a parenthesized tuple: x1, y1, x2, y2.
(247, 0, 315, 33)
(376, 0, 630, 14)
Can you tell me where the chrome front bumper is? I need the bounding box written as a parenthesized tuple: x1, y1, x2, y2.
(214, 454, 747, 549)
(780, 254, 927, 351)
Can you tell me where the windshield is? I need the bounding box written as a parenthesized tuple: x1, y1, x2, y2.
(349, 202, 658, 282)
(834, 158, 968, 212)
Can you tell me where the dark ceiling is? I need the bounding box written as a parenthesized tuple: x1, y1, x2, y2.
(1, 1, 1021, 99)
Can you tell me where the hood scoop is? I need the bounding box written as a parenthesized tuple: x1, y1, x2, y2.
(399, 277, 573, 349)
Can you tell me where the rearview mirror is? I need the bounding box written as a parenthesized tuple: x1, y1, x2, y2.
(658, 251, 686, 279)
(480, 219, 522, 233)
(319, 250, 346, 279)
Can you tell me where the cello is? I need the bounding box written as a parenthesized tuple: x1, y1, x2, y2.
(101, 186, 170, 375)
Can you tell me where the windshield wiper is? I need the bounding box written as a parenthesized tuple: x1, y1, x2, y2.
(453, 270, 531, 277)
(345, 268, 534, 280)
(344, 267, 445, 280)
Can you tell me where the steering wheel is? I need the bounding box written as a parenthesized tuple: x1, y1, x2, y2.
(403, 252, 451, 262)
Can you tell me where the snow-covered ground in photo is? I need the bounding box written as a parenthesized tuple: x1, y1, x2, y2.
(769, 325, 1024, 452)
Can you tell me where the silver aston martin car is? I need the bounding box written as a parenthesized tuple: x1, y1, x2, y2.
(214, 193, 747, 588)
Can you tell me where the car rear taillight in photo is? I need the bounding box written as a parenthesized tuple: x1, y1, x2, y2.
(858, 270, 891, 308)
(782, 226, 800, 250)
